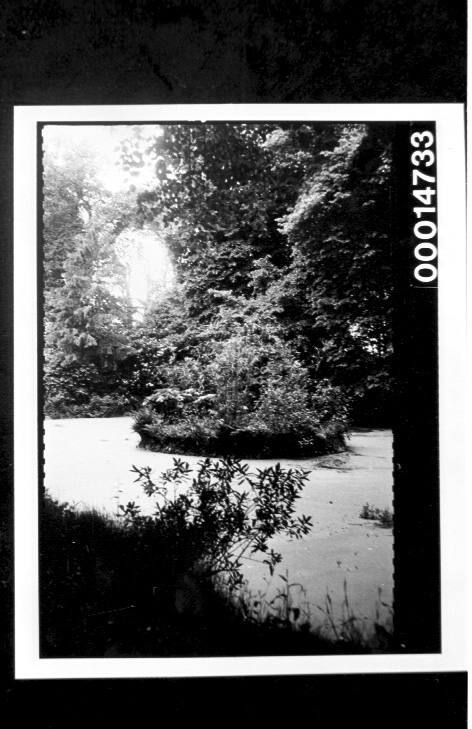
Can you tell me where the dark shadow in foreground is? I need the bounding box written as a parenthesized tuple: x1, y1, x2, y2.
(40, 488, 394, 658)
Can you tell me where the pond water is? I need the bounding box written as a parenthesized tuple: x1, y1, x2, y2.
(44, 417, 393, 634)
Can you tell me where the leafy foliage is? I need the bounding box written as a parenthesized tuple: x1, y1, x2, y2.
(40, 459, 316, 656)
(122, 457, 313, 589)
(132, 324, 347, 457)
(43, 130, 137, 413)
(129, 121, 393, 428)
(43, 121, 394, 434)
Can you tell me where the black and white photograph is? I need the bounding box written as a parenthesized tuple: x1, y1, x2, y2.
(40, 119, 395, 659)
(12, 103, 466, 679)
(0, 1, 468, 722)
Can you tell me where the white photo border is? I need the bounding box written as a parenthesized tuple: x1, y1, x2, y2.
(14, 103, 466, 679)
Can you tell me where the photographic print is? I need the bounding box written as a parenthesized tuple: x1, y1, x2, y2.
(13, 104, 466, 679)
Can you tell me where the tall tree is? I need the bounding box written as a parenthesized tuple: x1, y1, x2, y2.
(43, 133, 136, 400)
(134, 123, 292, 316)
(276, 124, 394, 422)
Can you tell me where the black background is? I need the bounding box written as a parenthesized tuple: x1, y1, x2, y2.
(0, 1, 466, 725)
(392, 122, 441, 652)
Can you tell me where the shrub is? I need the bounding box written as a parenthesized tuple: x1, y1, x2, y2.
(132, 406, 156, 430)
(250, 359, 321, 436)
(310, 379, 351, 432)
(132, 332, 348, 457)
(142, 387, 196, 420)
(45, 392, 135, 418)
(40, 459, 315, 656)
(134, 411, 345, 458)
(44, 355, 139, 418)
(44, 360, 103, 405)
(136, 414, 219, 454)
(202, 328, 323, 428)
(121, 457, 313, 589)
(40, 471, 394, 657)
(205, 334, 264, 426)
(359, 503, 393, 528)
(142, 387, 217, 422)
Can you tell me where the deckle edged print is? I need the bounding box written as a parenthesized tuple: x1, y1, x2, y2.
(14, 105, 465, 678)
(40, 119, 394, 658)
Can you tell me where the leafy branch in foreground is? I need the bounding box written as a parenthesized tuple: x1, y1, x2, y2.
(119, 457, 313, 590)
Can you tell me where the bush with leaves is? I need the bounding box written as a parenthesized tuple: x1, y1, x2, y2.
(120, 457, 313, 591)
(45, 389, 135, 419)
(310, 379, 351, 431)
(359, 503, 393, 528)
(205, 334, 264, 427)
(132, 319, 347, 456)
(251, 355, 315, 432)
(44, 360, 102, 409)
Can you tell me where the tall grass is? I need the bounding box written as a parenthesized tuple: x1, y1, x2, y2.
(225, 573, 393, 654)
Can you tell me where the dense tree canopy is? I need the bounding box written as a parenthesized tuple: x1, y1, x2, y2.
(43, 131, 137, 413)
(131, 121, 393, 424)
(43, 121, 394, 435)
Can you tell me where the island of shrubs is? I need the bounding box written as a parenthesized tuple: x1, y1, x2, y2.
(132, 332, 348, 458)
(133, 387, 345, 458)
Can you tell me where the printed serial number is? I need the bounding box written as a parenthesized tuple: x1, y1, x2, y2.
(410, 130, 437, 284)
